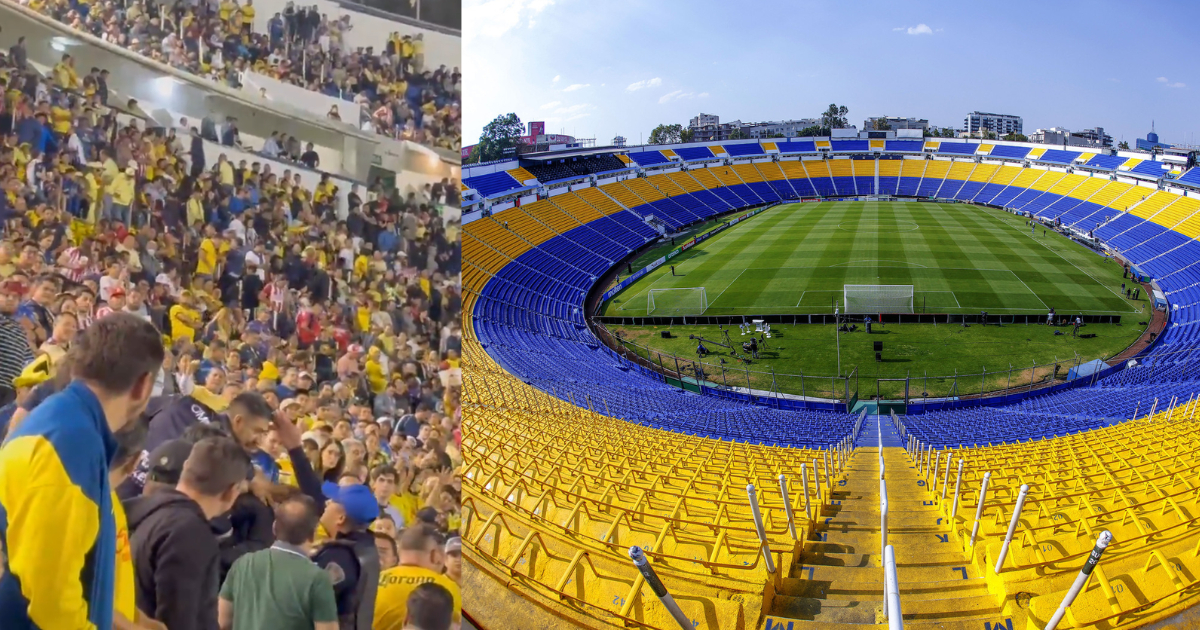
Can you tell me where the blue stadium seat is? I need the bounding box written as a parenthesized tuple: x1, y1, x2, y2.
(675, 146, 715, 162)
(724, 143, 765, 157)
(936, 142, 979, 155)
(776, 141, 818, 153)
(1130, 160, 1168, 178)
(988, 145, 1030, 160)
(628, 150, 671, 166)
(830, 140, 869, 152)
(1037, 149, 1082, 165)
(884, 140, 924, 152)
(1085, 154, 1126, 171)
(465, 171, 522, 197)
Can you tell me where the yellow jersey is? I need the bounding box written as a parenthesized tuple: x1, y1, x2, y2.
(169, 304, 200, 343)
(113, 492, 137, 621)
(388, 492, 420, 528)
(374, 565, 460, 628)
(197, 238, 217, 275)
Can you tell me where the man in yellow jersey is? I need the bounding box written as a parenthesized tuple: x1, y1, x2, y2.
(374, 526, 460, 629)
(196, 225, 219, 278)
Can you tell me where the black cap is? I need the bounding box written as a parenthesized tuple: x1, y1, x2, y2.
(416, 507, 439, 524)
(146, 439, 193, 485)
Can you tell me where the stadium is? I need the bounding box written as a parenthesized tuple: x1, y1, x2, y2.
(461, 4, 1200, 628)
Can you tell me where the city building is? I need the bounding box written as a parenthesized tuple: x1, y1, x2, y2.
(864, 116, 928, 131)
(1137, 122, 1173, 151)
(963, 111, 1023, 135)
(1027, 126, 1112, 148)
(688, 113, 732, 142)
(741, 118, 821, 138)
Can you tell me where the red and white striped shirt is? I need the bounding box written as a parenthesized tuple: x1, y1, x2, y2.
(59, 247, 96, 284)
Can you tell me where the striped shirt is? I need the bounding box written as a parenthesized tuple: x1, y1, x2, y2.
(59, 247, 96, 284)
(0, 314, 34, 391)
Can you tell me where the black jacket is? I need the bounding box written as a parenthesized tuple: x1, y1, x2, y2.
(125, 489, 222, 630)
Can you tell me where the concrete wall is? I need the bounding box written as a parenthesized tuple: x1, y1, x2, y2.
(250, 0, 461, 70)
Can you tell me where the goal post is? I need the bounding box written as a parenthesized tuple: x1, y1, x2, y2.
(843, 285, 914, 313)
(648, 288, 709, 315)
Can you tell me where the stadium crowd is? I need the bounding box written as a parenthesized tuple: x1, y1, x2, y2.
(0, 37, 463, 630)
(17, 0, 462, 151)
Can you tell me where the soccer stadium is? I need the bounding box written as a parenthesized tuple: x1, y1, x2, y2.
(463, 3, 1200, 629)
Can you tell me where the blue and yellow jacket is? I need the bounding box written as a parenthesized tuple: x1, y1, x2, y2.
(0, 380, 118, 630)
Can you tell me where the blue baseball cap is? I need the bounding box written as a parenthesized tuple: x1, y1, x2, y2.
(322, 481, 379, 526)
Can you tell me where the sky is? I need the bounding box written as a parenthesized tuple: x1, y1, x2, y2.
(464, 0, 1200, 149)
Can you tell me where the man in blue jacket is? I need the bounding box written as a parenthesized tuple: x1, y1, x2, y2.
(0, 313, 165, 630)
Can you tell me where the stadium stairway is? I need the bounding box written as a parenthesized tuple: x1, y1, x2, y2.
(766, 416, 1016, 629)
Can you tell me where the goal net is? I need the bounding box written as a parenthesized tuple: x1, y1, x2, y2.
(843, 285, 914, 313)
(648, 288, 708, 315)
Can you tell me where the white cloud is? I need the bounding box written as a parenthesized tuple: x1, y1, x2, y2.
(540, 100, 561, 109)
(1107, 78, 1120, 83)
(563, 83, 590, 92)
(626, 77, 663, 92)
(1157, 76, 1186, 88)
(464, 0, 556, 41)
(1157, 77, 1168, 83)
(895, 23, 933, 35)
(565, 113, 590, 121)
(658, 90, 709, 104)
(554, 104, 588, 114)
(552, 75, 560, 83)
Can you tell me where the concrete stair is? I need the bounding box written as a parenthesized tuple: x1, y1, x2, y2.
(763, 416, 1024, 629)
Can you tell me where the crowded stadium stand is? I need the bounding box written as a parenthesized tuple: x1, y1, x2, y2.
(465, 133, 1200, 629)
(0, 2, 463, 628)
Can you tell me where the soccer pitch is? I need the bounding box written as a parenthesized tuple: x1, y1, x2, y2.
(602, 201, 1139, 317)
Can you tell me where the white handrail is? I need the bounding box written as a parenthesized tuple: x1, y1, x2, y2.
(970, 472, 992, 548)
(993, 483, 1030, 573)
(629, 547, 693, 630)
(746, 484, 776, 574)
(1044, 531, 1114, 630)
(800, 463, 812, 520)
(880, 479, 889, 568)
(883, 544, 903, 629)
(950, 459, 965, 519)
(940, 454, 952, 503)
(778, 474, 798, 540)
(931, 451, 941, 491)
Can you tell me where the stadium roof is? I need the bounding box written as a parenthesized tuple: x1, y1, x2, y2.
(521, 146, 623, 162)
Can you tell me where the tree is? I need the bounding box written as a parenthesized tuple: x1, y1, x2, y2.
(467, 113, 525, 163)
(1002, 132, 1029, 143)
(983, 131, 997, 140)
(1119, 140, 1130, 150)
(820, 103, 850, 131)
(923, 128, 934, 138)
(768, 132, 786, 138)
(728, 128, 748, 140)
(648, 123, 684, 144)
(679, 128, 695, 144)
(873, 119, 892, 131)
(939, 127, 956, 138)
(796, 125, 825, 137)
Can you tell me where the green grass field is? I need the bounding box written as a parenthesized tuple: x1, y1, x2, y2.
(601, 201, 1140, 317)
(599, 201, 1150, 398)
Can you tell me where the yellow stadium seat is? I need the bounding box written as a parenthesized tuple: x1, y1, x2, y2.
(507, 167, 538, 185)
(755, 162, 787, 181)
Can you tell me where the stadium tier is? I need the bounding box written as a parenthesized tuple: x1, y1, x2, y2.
(466, 144, 1200, 629)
